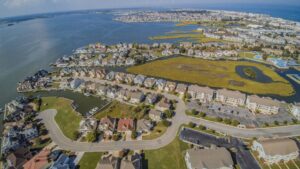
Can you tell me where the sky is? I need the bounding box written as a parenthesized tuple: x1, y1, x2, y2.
(1, 0, 300, 18)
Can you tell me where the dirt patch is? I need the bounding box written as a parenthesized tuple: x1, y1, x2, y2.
(229, 80, 245, 87)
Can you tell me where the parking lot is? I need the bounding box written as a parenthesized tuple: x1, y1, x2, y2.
(179, 127, 260, 169)
(187, 101, 294, 127)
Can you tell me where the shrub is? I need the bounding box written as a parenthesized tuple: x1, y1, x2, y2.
(131, 131, 138, 139)
(188, 122, 196, 128)
(199, 112, 206, 117)
(162, 120, 171, 127)
(72, 131, 80, 140)
(86, 131, 97, 142)
(198, 125, 206, 130)
(164, 110, 173, 118)
(191, 109, 198, 115)
(216, 117, 223, 122)
(231, 120, 240, 126)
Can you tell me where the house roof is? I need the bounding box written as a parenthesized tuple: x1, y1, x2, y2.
(6, 147, 32, 168)
(149, 109, 162, 117)
(247, 95, 281, 107)
(186, 148, 233, 169)
(23, 149, 50, 169)
(117, 119, 134, 132)
(175, 83, 187, 93)
(217, 88, 246, 100)
(96, 155, 119, 169)
(256, 138, 299, 156)
(188, 85, 214, 95)
(129, 91, 144, 99)
(158, 98, 170, 109)
(100, 117, 116, 128)
(137, 119, 152, 131)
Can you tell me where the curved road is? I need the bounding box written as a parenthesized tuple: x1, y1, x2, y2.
(38, 79, 300, 152)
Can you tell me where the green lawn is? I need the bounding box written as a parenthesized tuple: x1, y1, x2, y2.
(251, 150, 270, 169)
(40, 97, 82, 140)
(127, 56, 294, 96)
(239, 52, 255, 58)
(78, 152, 103, 169)
(94, 101, 144, 120)
(144, 137, 189, 169)
(142, 122, 168, 140)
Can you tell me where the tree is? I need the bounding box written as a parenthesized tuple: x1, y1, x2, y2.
(292, 118, 298, 124)
(86, 131, 97, 142)
(199, 112, 206, 117)
(274, 121, 279, 126)
(191, 109, 198, 115)
(224, 118, 231, 125)
(164, 110, 173, 118)
(72, 131, 80, 140)
(162, 120, 171, 127)
(35, 137, 42, 145)
(198, 125, 206, 130)
(131, 131, 138, 139)
(188, 122, 196, 128)
(231, 120, 240, 126)
(112, 133, 121, 141)
(216, 117, 223, 122)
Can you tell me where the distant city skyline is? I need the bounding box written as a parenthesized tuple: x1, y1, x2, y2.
(1, 0, 300, 18)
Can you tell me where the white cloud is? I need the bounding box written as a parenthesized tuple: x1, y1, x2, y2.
(2, 0, 43, 7)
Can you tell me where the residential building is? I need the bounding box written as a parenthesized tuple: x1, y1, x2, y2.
(187, 85, 214, 103)
(6, 147, 32, 169)
(145, 94, 158, 105)
(70, 78, 83, 89)
(136, 119, 153, 133)
(246, 95, 281, 115)
(252, 138, 299, 164)
(49, 154, 75, 169)
(117, 119, 135, 132)
(155, 79, 167, 91)
(133, 75, 146, 86)
(129, 91, 145, 104)
(79, 118, 98, 135)
(98, 117, 116, 137)
(125, 74, 136, 84)
(291, 103, 300, 120)
(216, 89, 246, 107)
(185, 148, 234, 169)
(164, 81, 177, 92)
(117, 89, 129, 101)
(175, 83, 188, 96)
(143, 78, 156, 88)
(96, 84, 108, 96)
(149, 109, 163, 122)
(156, 98, 171, 112)
(23, 149, 50, 169)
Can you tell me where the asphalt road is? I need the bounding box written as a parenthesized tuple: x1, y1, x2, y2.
(38, 78, 300, 152)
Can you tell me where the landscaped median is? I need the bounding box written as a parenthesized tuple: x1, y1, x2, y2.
(40, 97, 82, 140)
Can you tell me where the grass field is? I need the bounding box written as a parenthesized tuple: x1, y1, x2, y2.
(127, 57, 294, 96)
(40, 97, 82, 140)
(149, 32, 224, 43)
(142, 122, 168, 140)
(78, 152, 103, 169)
(144, 136, 189, 169)
(94, 101, 143, 119)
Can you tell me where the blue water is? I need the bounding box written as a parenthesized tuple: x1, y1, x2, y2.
(0, 5, 300, 106)
(184, 3, 300, 22)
